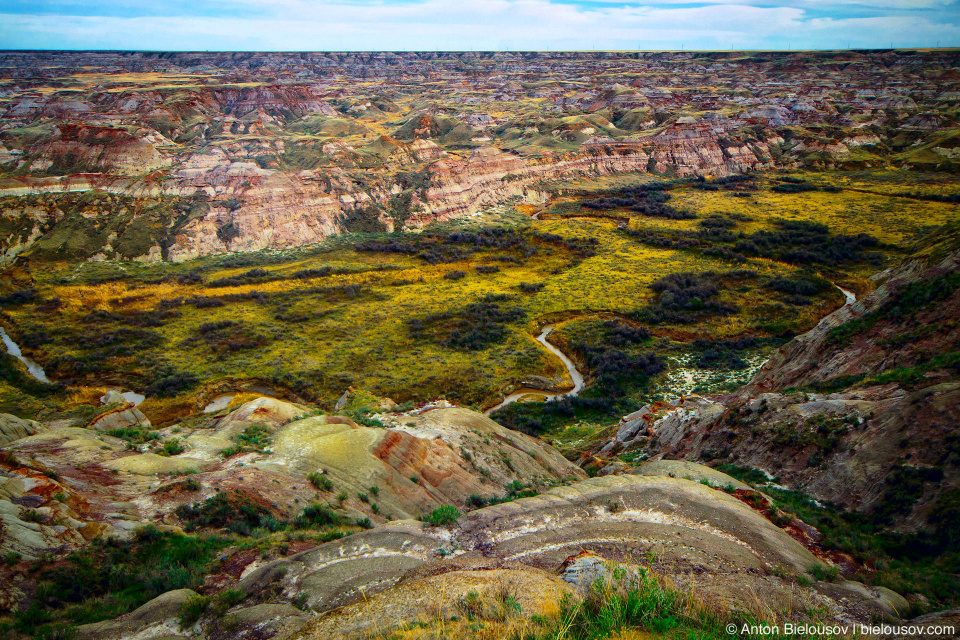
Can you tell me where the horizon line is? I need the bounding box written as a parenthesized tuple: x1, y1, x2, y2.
(1, 47, 959, 54)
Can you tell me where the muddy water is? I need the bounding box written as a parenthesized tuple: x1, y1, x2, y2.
(119, 391, 145, 406)
(1, 327, 151, 404)
(816, 284, 856, 329)
(836, 285, 856, 306)
(484, 324, 584, 416)
(0, 327, 50, 383)
(203, 394, 236, 413)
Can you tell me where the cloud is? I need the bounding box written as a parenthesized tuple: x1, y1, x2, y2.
(579, 0, 956, 5)
(0, 0, 957, 50)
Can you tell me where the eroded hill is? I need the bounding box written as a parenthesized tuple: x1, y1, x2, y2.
(1, 50, 959, 263)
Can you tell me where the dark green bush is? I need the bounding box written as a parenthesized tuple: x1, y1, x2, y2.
(424, 505, 460, 526)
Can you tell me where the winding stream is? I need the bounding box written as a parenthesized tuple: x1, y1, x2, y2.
(484, 324, 584, 415)
(0, 327, 145, 405)
(485, 284, 857, 416)
(836, 285, 857, 306)
(1, 281, 857, 415)
(0, 327, 50, 383)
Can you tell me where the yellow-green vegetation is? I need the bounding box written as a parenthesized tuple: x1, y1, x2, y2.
(7, 521, 354, 639)
(1, 170, 952, 426)
(379, 564, 847, 640)
(670, 170, 958, 250)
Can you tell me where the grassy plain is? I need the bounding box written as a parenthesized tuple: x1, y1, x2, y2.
(1, 169, 955, 424)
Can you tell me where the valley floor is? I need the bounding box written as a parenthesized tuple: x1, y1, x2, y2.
(0, 168, 958, 640)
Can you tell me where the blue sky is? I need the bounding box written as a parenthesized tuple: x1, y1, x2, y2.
(0, 0, 957, 51)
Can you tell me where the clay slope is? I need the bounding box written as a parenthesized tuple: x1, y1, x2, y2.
(0, 397, 583, 561)
(596, 223, 960, 525)
(1, 134, 778, 263)
(72, 466, 917, 640)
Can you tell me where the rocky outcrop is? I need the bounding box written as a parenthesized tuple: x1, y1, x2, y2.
(185, 402, 585, 521)
(100, 466, 908, 640)
(166, 171, 347, 262)
(1, 134, 779, 262)
(2, 48, 959, 261)
(89, 405, 151, 432)
(0, 414, 42, 446)
(744, 248, 960, 394)
(28, 124, 172, 174)
(0, 398, 584, 551)
(591, 236, 960, 526)
(76, 588, 199, 640)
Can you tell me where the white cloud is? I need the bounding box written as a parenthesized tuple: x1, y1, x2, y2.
(581, 0, 956, 5)
(0, 0, 957, 50)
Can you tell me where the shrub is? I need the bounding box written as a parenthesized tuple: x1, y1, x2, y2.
(634, 271, 736, 325)
(580, 189, 695, 220)
(211, 588, 245, 616)
(766, 275, 822, 296)
(602, 320, 650, 346)
(22, 509, 46, 524)
(13, 528, 227, 630)
(0, 288, 38, 305)
(409, 294, 526, 351)
(425, 505, 460, 526)
(293, 266, 334, 279)
(294, 504, 342, 529)
(622, 215, 879, 268)
(145, 371, 199, 398)
(519, 282, 545, 293)
(308, 472, 333, 491)
(808, 564, 841, 582)
(343, 203, 387, 233)
(691, 337, 767, 370)
(235, 424, 271, 451)
(699, 215, 737, 229)
(191, 320, 271, 355)
(174, 492, 272, 533)
(177, 594, 210, 629)
(187, 296, 224, 308)
(447, 296, 525, 350)
(571, 344, 665, 398)
(206, 268, 282, 288)
(162, 439, 185, 456)
(292, 592, 310, 611)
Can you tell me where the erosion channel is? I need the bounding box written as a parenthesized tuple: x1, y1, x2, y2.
(484, 282, 857, 415)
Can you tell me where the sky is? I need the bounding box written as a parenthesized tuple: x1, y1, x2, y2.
(0, 0, 957, 52)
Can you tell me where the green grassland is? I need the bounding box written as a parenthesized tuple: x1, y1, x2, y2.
(1, 169, 955, 426)
(670, 172, 958, 248)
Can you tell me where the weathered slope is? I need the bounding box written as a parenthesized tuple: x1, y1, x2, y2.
(611, 224, 960, 525)
(75, 467, 908, 640)
(1, 130, 780, 262)
(744, 239, 960, 394)
(0, 397, 585, 561)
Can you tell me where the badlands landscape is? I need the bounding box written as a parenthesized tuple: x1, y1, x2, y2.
(0, 49, 958, 639)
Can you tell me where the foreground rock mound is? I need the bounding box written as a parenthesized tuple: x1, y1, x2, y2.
(85, 466, 914, 640)
(0, 398, 584, 559)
